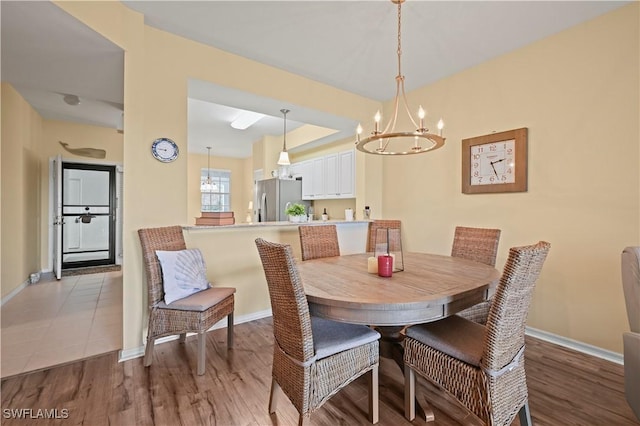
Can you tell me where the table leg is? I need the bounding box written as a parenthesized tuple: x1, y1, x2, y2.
(375, 326, 435, 422)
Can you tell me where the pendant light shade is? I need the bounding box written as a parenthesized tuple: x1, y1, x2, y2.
(277, 151, 290, 166)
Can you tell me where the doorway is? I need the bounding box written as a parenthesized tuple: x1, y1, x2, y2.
(59, 162, 118, 270)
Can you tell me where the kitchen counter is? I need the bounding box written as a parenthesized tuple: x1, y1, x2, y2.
(183, 219, 370, 231)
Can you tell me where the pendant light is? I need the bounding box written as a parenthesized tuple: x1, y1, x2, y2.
(355, 0, 445, 156)
(277, 108, 291, 166)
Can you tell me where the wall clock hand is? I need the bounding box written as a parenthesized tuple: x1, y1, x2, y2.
(491, 162, 498, 177)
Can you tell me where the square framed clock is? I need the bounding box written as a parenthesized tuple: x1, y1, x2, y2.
(461, 127, 528, 194)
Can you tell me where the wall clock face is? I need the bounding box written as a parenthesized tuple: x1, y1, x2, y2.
(470, 139, 516, 186)
(151, 138, 179, 163)
(462, 128, 527, 194)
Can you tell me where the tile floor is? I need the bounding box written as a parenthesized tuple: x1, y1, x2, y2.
(1, 271, 122, 378)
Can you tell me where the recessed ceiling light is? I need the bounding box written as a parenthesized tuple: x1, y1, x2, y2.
(63, 94, 81, 106)
(230, 110, 264, 130)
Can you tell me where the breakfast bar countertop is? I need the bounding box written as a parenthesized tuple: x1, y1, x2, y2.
(182, 219, 371, 230)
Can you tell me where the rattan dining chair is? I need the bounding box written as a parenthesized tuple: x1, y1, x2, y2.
(255, 238, 380, 425)
(367, 219, 402, 252)
(299, 224, 340, 260)
(138, 225, 235, 376)
(452, 226, 501, 325)
(404, 241, 550, 426)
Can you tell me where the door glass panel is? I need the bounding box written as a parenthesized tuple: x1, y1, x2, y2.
(62, 168, 111, 264)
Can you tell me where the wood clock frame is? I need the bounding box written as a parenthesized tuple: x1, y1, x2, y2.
(461, 127, 528, 194)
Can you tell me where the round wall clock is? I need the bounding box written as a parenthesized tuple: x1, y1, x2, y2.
(151, 138, 180, 163)
(151, 138, 179, 163)
(462, 128, 528, 194)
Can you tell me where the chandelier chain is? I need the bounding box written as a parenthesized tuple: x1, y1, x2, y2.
(397, 1, 402, 78)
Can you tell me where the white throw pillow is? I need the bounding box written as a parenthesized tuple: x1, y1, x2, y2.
(155, 248, 211, 304)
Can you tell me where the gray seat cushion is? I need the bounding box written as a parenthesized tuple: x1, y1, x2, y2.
(311, 316, 380, 360)
(158, 286, 236, 311)
(405, 315, 486, 367)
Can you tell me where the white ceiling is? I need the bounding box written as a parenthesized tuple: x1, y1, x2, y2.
(1, 1, 629, 158)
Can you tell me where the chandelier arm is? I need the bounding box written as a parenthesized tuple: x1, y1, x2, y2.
(400, 79, 420, 130)
(382, 78, 402, 135)
(381, 137, 392, 152)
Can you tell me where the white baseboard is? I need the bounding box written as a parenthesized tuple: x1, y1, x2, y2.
(118, 316, 624, 366)
(526, 326, 623, 365)
(118, 309, 273, 363)
(1, 279, 30, 306)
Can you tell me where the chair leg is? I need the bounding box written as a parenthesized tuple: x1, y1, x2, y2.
(197, 332, 206, 376)
(268, 378, 280, 414)
(404, 365, 416, 421)
(144, 337, 155, 367)
(298, 415, 308, 426)
(369, 363, 379, 424)
(179, 333, 187, 343)
(518, 401, 533, 426)
(227, 312, 234, 349)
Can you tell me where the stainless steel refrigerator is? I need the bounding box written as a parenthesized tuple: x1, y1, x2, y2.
(256, 178, 310, 222)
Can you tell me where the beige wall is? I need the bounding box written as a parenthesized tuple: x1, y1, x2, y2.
(5, 2, 631, 356)
(1, 84, 42, 298)
(381, 4, 639, 352)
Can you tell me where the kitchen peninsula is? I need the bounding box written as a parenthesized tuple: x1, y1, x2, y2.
(182, 220, 370, 325)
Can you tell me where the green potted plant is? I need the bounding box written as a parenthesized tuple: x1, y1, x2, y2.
(285, 203, 307, 222)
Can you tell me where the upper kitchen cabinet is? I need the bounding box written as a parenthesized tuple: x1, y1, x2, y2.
(325, 149, 354, 198)
(296, 158, 324, 200)
(297, 149, 355, 200)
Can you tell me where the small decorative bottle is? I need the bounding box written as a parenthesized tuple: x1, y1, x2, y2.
(363, 205, 371, 220)
(321, 208, 329, 221)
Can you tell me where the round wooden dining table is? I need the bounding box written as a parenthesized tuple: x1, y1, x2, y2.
(298, 252, 501, 328)
(297, 251, 501, 421)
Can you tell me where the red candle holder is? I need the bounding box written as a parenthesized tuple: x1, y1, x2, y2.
(378, 255, 393, 277)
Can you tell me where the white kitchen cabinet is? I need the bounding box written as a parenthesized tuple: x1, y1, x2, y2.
(297, 159, 324, 200)
(325, 153, 338, 197)
(325, 149, 355, 198)
(289, 162, 303, 179)
(299, 160, 314, 199)
(294, 149, 354, 200)
(311, 157, 325, 198)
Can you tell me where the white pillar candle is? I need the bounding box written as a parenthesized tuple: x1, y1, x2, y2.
(367, 257, 378, 274)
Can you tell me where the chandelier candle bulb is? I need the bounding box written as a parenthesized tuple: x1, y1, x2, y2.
(374, 111, 381, 133)
(438, 118, 444, 136)
(418, 106, 425, 129)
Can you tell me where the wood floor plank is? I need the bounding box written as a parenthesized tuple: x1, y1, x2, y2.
(1, 318, 638, 425)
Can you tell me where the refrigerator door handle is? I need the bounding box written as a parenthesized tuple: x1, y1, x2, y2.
(260, 192, 267, 222)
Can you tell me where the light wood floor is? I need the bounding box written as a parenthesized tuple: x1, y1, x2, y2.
(1, 317, 638, 425)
